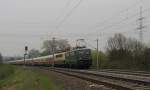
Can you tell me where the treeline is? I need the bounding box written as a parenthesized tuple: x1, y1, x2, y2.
(7, 33, 150, 70)
(28, 39, 70, 58)
(92, 33, 150, 70)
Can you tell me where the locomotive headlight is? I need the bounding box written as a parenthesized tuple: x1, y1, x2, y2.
(86, 52, 89, 54)
(79, 57, 82, 60)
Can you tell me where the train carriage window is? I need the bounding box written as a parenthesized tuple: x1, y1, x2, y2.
(56, 54, 63, 58)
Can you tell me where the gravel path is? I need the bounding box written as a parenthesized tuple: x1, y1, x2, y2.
(36, 69, 114, 90)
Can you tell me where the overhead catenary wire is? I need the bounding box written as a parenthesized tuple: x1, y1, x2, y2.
(56, 0, 83, 29)
(3, 2, 150, 38)
(55, 19, 139, 39)
(88, 0, 142, 30)
(51, 6, 150, 38)
(55, 0, 72, 21)
(87, 7, 150, 35)
(0, 16, 147, 39)
(1, 5, 150, 42)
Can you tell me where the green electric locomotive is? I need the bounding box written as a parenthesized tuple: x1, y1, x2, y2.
(55, 48, 92, 69)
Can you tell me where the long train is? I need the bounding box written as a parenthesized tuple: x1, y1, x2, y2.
(8, 48, 92, 69)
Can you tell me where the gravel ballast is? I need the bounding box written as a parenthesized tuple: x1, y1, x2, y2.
(36, 69, 113, 90)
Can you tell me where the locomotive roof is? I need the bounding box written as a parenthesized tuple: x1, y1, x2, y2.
(70, 48, 90, 52)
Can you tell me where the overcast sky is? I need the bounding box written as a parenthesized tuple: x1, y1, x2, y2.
(0, 0, 150, 56)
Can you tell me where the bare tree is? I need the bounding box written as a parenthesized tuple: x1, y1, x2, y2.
(106, 33, 145, 62)
(107, 33, 145, 52)
(29, 49, 40, 58)
(107, 33, 127, 51)
(41, 39, 70, 55)
(56, 39, 70, 51)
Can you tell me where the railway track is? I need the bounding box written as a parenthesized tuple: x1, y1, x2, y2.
(37, 67, 150, 90)
(95, 69, 150, 77)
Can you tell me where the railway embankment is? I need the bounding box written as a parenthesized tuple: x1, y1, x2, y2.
(0, 64, 62, 90)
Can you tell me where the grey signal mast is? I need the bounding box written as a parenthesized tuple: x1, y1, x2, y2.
(137, 6, 145, 42)
(52, 37, 55, 67)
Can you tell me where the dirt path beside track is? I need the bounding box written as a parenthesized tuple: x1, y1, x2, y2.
(36, 69, 112, 90)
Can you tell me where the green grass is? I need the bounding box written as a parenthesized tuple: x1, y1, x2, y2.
(0, 64, 62, 90)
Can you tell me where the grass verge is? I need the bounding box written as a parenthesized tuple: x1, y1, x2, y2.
(0, 64, 62, 90)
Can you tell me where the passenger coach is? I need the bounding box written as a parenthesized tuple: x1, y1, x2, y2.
(8, 48, 92, 69)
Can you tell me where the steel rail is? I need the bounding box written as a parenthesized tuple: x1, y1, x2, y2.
(50, 69, 135, 90)
(96, 70, 150, 77)
(59, 68, 150, 85)
(46, 67, 150, 90)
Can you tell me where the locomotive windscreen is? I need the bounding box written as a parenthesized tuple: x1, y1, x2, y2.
(78, 49, 91, 60)
(78, 49, 90, 55)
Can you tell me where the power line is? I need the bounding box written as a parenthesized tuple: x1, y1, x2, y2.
(56, 0, 83, 29)
(87, 7, 150, 35)
(55, 0, 72, 21)
(88, 0, 142, 30)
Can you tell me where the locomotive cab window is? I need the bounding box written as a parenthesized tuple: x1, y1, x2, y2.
(70, 52, 75, 56)
(65, 52, 70, 58)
